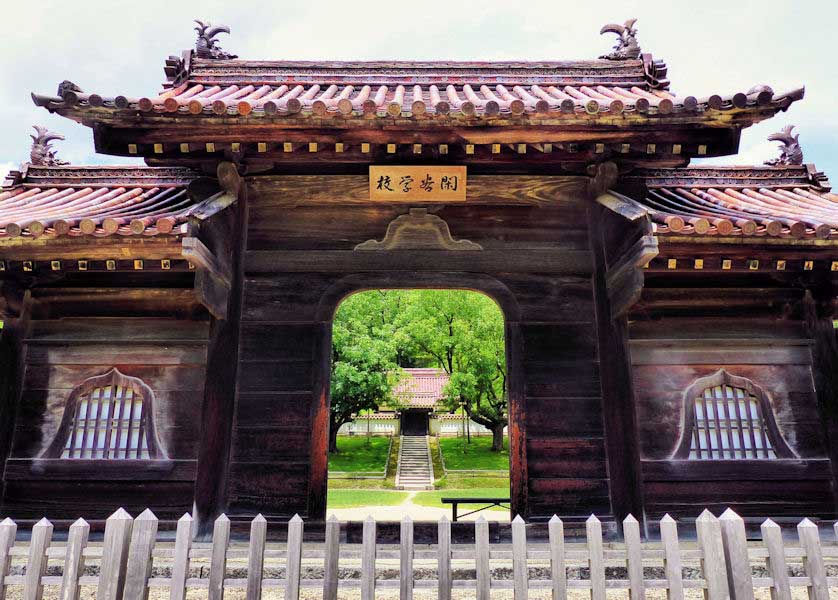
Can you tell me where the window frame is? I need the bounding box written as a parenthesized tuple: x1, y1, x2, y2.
(672, 369, 796, 460)
(40, 367, 168, 461)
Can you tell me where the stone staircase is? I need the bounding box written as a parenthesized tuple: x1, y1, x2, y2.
(395, 435, 434, 490)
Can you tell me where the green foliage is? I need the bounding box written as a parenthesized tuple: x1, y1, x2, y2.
(329, 291, 406, 451)
(328, 436, 392, 472)
(439, 436, 509, 470)
(330, 289, 508, 452)
(400, 291, 508, 449)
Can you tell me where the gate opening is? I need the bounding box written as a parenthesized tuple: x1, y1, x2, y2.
(326, 289, 510, 521)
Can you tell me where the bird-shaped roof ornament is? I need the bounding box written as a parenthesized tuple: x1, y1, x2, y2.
(30, 126, 69, 167)
(194, 20, 237, 60)
(599, 18, 641, 60)
(764, 125, 804, 166)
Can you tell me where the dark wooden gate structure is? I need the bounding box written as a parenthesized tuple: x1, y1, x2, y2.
(0, 20, 837, 535)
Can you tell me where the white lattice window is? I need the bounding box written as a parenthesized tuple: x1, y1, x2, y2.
(42, 368, 167, 460)
(674, 369, 794, 460)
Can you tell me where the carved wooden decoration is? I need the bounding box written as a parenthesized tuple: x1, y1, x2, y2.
(40, 368, 168, 460)
(354, 208, 483, 251)
(586, 161, 619, 199)
(672, 369, 796, 460)
(606, 235, 658, 318)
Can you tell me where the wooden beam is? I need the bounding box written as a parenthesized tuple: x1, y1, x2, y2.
(589, 206, 645, 529)
(606, 235, 659, 319)
(245, 249, 593, 275)
(182, 237, 231, 320)
(192, 185, 247, 539)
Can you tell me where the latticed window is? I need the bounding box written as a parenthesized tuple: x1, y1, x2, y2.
(674, 370, 794, 460)
(42, 368, 167, 460)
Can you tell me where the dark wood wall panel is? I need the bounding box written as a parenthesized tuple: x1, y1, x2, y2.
(1, 317, 209, 520)
(229, 183, 612, 522)
(231, 282, 324, 518)
(629, 318, 837, 521)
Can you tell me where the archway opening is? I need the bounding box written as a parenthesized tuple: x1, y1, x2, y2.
(326, 289, 510, 521)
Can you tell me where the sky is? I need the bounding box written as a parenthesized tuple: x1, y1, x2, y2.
(1, 0, 836, 180)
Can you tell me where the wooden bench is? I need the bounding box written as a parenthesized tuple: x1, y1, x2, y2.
(440, 497, 510, 521)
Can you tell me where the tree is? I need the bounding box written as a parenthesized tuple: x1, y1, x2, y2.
(329, 291, 405, 453)
(402, 291, 508, 451)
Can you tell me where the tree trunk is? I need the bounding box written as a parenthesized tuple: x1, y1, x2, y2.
(491, 424, 505, 452)
(329, 420, 340, 454)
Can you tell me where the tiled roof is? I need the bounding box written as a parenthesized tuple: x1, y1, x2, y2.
(394, 368, 450, 409)
(0, 165, 201, 238)
(621, 165, 838, 240)
(32, 54, 803, 122)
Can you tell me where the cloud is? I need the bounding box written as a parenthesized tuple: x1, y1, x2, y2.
(0, 0, 835, 177)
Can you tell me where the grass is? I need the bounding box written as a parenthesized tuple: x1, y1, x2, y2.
(327, 489, 409, 508)
(329, 437, 399, 489)
(439, 436, 509, 471)
(412, 487, 510, 511)
(328, 436, 392, 473)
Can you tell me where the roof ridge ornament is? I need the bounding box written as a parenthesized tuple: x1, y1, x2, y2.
(599, 18, 641, 60)
(30, 125, 69, 167)
(194, 20, 237, 60)
(764, 125, 804, 166)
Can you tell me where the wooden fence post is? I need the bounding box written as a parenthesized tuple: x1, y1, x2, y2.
(548, 516, 566, 600)
(361, 516, 376, 600)
(97, 508, 133, 600)
(438, 515, 452, 600)
(760, 519, 791, 600)
(170, 514, 194, 600)
(659, 515, 684, 600)
(586, 515, 605, 600)
(475, 516, 490, 600)
(23, 518, 52, 600)
(798, 518, 829, 600)
(246, 515, 267, 600)
(623, 515, 644, 600)
(400, 516, 414, 600)
(60, 518, 89, 600)
(323, 515, 340, 600)
(124, 509, 158, 600)
(719, 508, 754, 600)
(696, 510, 729, 600)
(285, 515, 303, 600)
(208, 514, 230, 600)
(0, 518, 16, 600)
(511, 515, 528, 600)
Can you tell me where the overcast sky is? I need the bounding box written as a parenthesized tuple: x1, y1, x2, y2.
(2, 0, 836, 181)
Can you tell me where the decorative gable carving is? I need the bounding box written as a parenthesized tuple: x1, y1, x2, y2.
(354, 209, 483, 251)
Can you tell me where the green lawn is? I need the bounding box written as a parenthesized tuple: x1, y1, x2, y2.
(327, 489, 409, 508)
(328, 436, 392, 473)
(413, 487, 510, 511)
(439, 436, 509, 471)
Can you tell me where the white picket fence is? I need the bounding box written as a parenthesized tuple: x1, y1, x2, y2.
(0, 509, 836, 599)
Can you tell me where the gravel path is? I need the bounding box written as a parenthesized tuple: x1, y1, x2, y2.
(327, 492, 510, 522)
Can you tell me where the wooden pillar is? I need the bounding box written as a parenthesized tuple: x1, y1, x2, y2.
(0, 285, 30, 506)
(308, 321, 332, 519)
(803, 290, 838, 512)
(506, 321, 528, 519)
(588, 206, 645, 527)
(193, 191, 247, 539)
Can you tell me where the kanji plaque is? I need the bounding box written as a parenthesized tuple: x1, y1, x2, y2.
(369, 166, 467, 201)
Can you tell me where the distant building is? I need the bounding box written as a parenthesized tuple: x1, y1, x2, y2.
(339, 368, 495, 436)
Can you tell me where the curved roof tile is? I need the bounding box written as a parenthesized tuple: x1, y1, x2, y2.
(0, 165, 202, 239)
